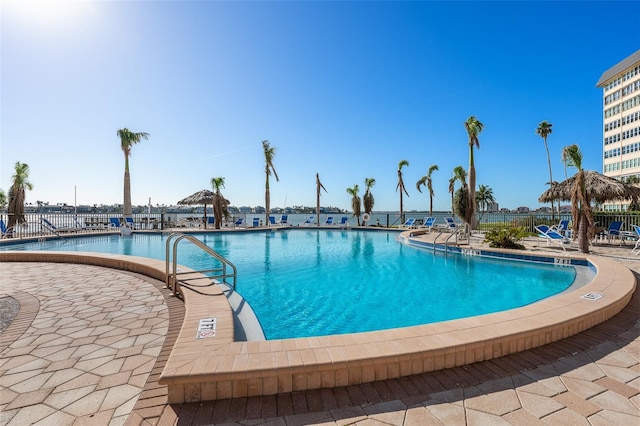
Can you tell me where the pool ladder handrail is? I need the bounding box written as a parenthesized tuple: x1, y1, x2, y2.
(165, 232, 237, 297)
(432, 226, 460, 255)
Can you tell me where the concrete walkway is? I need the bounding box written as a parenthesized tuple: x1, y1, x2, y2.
(0, 238, 638, 425)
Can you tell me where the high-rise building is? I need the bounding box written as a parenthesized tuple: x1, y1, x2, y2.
(597, 49, 640, 212)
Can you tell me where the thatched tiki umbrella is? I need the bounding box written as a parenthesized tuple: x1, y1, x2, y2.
(539, 170, 640, 253)
(177, 189, 214, 229)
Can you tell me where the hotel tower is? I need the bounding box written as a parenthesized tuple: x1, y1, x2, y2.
(597, 49, 640, 211)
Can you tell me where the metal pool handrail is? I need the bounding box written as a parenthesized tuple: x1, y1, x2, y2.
(165, 232, 237, 297)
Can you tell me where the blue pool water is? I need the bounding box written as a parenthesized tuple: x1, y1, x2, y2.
(3, 230, 582, 339)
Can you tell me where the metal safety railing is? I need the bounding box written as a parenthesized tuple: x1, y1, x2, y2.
(165, 232, 237, 297)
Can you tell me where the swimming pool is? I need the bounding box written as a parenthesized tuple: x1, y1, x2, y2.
(1, 229, 590, 340)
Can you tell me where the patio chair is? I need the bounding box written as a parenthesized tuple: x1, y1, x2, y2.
(337, 216, 349, 227)
(535, 225, 570, 251)
(252, 217, 261, 227)
(278, 214, 288, 225)
(125, 217, 136, 229)
(0, 219, 13, 238)
(268, 216, 276, 226)
(110, 217, 122, 228)
(550, 219, 570, 236)
(233, 217, 244, 228)
(631, 225, 640, 255)
(206, 216, 215, 227)
(324, 216, 334, 225)
(399, 217, 416, 228)
(302, 215, 315, 226)
(604, 221, 624, 245)
(420, 217, 436, 232)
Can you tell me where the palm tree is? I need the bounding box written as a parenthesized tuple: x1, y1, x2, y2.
(346, 184, 362, 226)
(416, 164, 439, 217)
(0, 189, 6, 211)
(262, 140, 279, 226)
(316, 173, 327, 226)
(561, 145, 571, 179)
(8, 162, 34, 228)
(363, 178, 376, 224)
(396, 160, 410, 223)
(536, 121, 555, 221)
(563, 144, 594, 253)
(117, 128, 149, 218)
(475, 184, 496, 222)
(464, 116, 483, 230)
(449, 166, 467, 217)
(210, 177, 227, 230)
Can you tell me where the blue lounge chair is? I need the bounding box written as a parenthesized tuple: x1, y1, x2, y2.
(399, 217, 416, 228)
(535, 225, 570, 251)
(337, 216, 349, 227)
(125, 217, 136, 229)
(268, 216, 276, 225)
(550, 219, 570, 236)
(233, 217, 244, 228)
(324, 216, 334, 225)
(604, 221, 624, 244)
(206, 216, 215, 227)
(278, 214, 288, 225)
(0, 219, 13, 238)
(631, 225, 640, 255)
(420, 217, 436, 232)
(109, 217, 122, 228)
(252, 217, 261, 227)
(41, 218, 58, 233)
(302, 215, 315, 226)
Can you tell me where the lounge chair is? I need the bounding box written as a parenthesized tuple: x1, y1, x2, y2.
(110, 217, 122, 228)
(337, 216, 349, 227)
(302, 215, 315, 226)
(631, 225, 640, 255)
(278, 214, 288, 225)
(604, 221, 624, 244)
(253, 217, 262, 227)
(42, 218, 79, 233)
(0, 219, 13, 238)
(399, 217, 416, 228)
(550, 219, 570, 236)
(535, 225, 570, 251)
(206, 216, 215, 227)
(233, 217, 244, 228)
(125, 217, 137, 229)
(420, 217, 436, 232)
(324, 216, 334, 225)
(268, 216, 276, 226)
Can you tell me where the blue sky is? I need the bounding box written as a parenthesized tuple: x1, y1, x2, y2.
(2, 0, 639, 212)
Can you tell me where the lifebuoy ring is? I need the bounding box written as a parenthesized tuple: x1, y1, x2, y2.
(362, 213, 371, 222)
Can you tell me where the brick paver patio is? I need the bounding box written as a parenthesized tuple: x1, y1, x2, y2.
(0, 237, 638, 425)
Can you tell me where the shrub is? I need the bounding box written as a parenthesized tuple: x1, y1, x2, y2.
(483, 227, 528, 249)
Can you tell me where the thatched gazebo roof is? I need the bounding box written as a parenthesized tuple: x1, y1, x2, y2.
(539, 171, 640, 204)
(177, 189, 215, 206)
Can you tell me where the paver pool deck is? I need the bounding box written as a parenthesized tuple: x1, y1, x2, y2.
(0, 231, 638, 425)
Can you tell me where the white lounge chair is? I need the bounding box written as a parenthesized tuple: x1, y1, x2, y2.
(535, 225, 570, 251)
(302, 216, 315, 226)
(420, 217, 436, 232)
(631, 225, 640, 255)
(399, 217, 416, 228)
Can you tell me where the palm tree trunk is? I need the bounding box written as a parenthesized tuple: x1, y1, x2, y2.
(544, 139, 555, 222)
(123, 169, 132, 217)
(578, 212, 589, 254)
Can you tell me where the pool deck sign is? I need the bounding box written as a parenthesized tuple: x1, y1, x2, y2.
(196, 318, 217, 339)
(581, 292, 604, 301)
